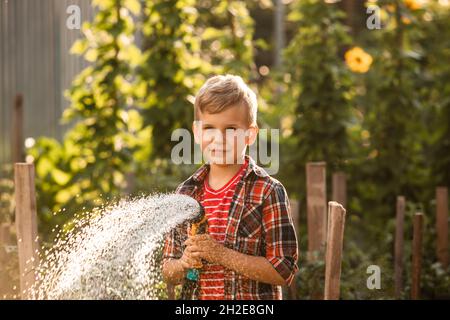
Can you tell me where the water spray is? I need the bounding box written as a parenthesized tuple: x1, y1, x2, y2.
(30, 193, 204, 300)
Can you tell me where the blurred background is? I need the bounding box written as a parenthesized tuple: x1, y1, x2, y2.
(0, 0, 449, 299)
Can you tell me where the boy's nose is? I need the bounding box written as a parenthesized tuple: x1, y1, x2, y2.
(207, 130, 225, 143)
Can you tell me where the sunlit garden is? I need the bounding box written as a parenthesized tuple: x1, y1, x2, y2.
(0, 0, 449, 300)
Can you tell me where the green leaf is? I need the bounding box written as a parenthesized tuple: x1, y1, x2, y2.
(70, 39, 88, 55)
(52, 168, 71, 186)
(123, 0, 141, 15)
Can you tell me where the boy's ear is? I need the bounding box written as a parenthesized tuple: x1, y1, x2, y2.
(192, 121, 201, 145)
(246, 125, 259, 146)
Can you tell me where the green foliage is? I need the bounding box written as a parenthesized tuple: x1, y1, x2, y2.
(136, 0, 205, 160)
(29, 0, 141, 241)
(353, 1, 430, 230)
(20, 0, 449, 300)
(27, 0, 256, 242)
(135, 0, 255, 161)
(196, 0, 256, 77)
(416, 2, 450, 187)
(285, 0, 354, 167)
(273, 0, 450, 300)
(276, 0, 355, 202)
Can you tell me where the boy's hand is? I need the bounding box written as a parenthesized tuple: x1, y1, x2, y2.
(179, 245, 202, 270)
(185, 234, 226, 264)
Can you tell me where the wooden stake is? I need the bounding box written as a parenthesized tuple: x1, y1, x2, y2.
(12, 94, 24, 164)
(0, 223, 13, 262)
(0, 223, 11, 262)
(288, 199, 300, 300)
(411, 212, 423, 300)
(436, 187, 448, 268)
(290, 199, 300, 231)
(332, 172, 347, 209)
(306, 162, 327, 262)
(0, 223, 14, 297)
(14, 163, 40, 299)
(394, 196, 405, 299)
(324, 201, 346, 300)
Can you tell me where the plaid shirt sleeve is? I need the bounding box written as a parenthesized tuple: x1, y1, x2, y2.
(262, 182, 299, 285)
(162, 224, 186, 262)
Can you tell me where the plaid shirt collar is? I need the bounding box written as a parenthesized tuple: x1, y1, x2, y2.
(189, 155, 268, 184)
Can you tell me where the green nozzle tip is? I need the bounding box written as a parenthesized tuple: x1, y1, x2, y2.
(186, 269, 199, 281)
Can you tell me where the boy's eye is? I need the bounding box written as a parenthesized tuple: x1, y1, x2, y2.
(226, 127, 237, 130)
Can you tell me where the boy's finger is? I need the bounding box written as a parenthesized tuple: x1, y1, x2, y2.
(194, 238, 214, 246)
(180, 260, 189, 270)
(191, 234, 210, 241)
(190, 251, 201, 258)
(186, 245, 202, 253)
(184, 243, 197, 251)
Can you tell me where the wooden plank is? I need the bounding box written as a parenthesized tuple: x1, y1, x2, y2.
(0, 223, 14, 297)
(324, 201, 346, 300)
(11, 94, 24, 164)
(394, 196, 405, 299)
(332, 172, 347, 209)
(0, 223, 13, 263)
(411, 212, 423, 300)
(287, 199, 300, 300)
(290, 199, 300, 234)
(14, 163, 40, 299)
(306, 162, 327, 262)
(342, 0, 356, 32)
(436, 187, 448, 268)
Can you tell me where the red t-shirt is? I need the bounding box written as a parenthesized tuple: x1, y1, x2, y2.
(198, 159, 248, 300)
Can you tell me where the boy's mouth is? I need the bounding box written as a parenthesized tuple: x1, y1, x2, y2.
(211, 148, 230, 154)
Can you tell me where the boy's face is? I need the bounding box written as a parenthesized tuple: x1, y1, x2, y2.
(193, 104, 258, 165)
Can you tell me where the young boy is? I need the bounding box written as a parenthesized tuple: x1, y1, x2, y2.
(162, 74, 298, 300)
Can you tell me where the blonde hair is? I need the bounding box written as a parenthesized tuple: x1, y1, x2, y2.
(194, 74, 257, 126)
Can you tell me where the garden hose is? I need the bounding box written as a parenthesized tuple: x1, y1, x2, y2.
(180, 203, 208, 300)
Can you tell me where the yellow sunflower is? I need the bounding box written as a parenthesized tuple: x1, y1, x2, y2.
(345, 47, 373, 74)
(404, 0, 423, 10)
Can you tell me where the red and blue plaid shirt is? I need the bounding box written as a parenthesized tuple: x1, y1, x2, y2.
(163, 155, 299, 300)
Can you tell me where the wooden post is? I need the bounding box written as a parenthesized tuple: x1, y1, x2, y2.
(394, 196, 405, 299)
(324, 201, 346, 300)
(0, 223, 12, 295)
(332, 172, 347, 209)
(12, 94, 25, 164)
(343, 0, 356, 33)
(290, 199, 300, 231)
(0, 223, 11, 263)
(436, 187, 448, 268)
(14, 163, 40, 299)
(411, 212, 423, 300)
(0, 223, 14, 299)
(306, 162, 327, 262)
(287, 199, 300, 299)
